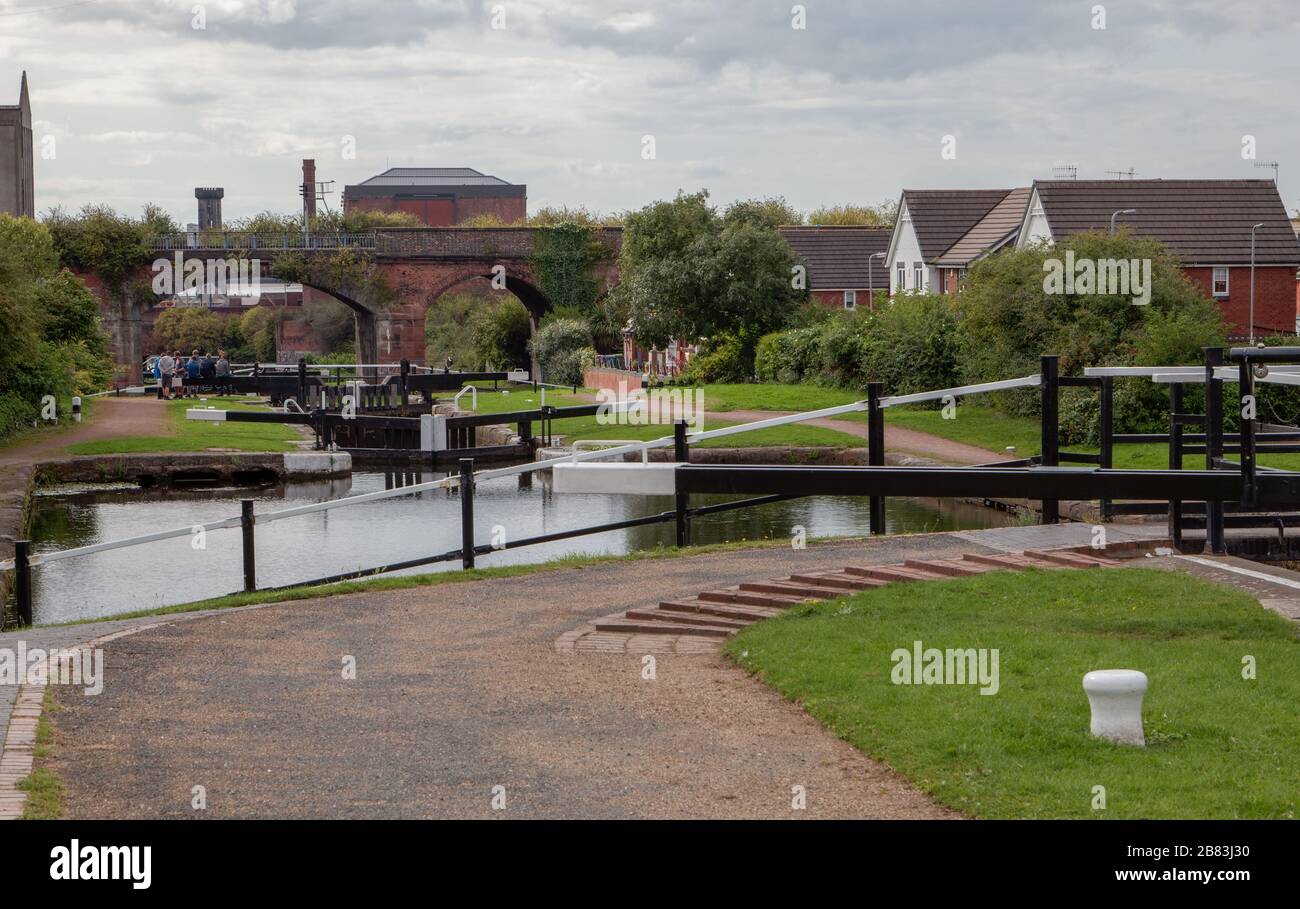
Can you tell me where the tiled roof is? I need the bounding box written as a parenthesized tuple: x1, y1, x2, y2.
(779, 226, 892, 289)
(1032, 179, 1300, 265)
(935, 187, 1031, 266)
(902, 189, 1013, 261)
(357, 167, 512, 187)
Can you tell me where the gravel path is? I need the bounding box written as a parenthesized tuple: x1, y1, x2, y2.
(0, 395, 167, 468)
(714, 409, 1001, 464)
(44, 535, 989, 819)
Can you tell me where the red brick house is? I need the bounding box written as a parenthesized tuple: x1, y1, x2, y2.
(343, 167, 526, 226)
(1018, 179, 1300, 337)
(779, 226, 892, 309)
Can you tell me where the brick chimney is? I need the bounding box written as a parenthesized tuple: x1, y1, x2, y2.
(302, 159, 316, 222)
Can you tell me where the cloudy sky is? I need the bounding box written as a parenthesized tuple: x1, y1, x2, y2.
(2, 0, 1297, 224)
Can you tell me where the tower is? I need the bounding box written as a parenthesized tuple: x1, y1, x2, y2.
(0, 71, 34, 218)
(195, 187, 224, 230)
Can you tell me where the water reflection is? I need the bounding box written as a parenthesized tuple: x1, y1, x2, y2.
(26, 469, 1014, 625)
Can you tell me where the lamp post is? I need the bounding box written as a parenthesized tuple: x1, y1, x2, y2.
(1109, 209, 1137, 234)
(868, 251, 885, 309)
(1250, 222, 1265, 344)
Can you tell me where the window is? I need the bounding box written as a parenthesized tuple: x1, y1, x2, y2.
(896, 261, 905, 290)
(1212, 267, 1229, 297)
(913, 262, 924, 290)
(843, 290, 856, 310)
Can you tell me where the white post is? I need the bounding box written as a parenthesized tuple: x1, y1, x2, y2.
(1082, 670, 1148, 746)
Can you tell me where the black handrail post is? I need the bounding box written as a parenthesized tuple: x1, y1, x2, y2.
(1239, 356, 1257, 508)
(1205, 347, 1226, 553)
(866, 382, 886, 535)
(674, 420, 690, 548)
(240, 500, 257, 593)
(1039, 355, 1060, 524)
(460, 458, 476, 569)
(399, 358, 410, 405)
(297, 357, 307, 406)
(1099, 375, 1114, 520)
(14, 539, 32, 627)
(1168, 382, 1184, 548)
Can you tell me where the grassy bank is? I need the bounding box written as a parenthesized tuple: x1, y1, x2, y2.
(728, 567, 1299, 819)
(68, 397, 303, 455)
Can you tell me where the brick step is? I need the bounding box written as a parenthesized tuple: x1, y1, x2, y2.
(961, 552, 1062, 570)
(1024, 549, 1120, 568)
(698, 588, 806, 608)
(740, 580, 845, 599)
(624, 608, 752, 630)
(659, 600, 784, 622)
(787, 572, 885, 591)
(591, 617, 736, 637)
(903, 558, 992, 577)
(842, 564, 947, 583)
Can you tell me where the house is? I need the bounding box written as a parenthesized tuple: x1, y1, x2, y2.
(1018, 180, 1300, 336)
(779, 226, 892, 309)
(884, 188, 1029, 296)
(342, 167, 526, 226)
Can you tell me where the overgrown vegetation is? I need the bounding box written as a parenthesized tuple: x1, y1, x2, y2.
(0, 215, 114, 440)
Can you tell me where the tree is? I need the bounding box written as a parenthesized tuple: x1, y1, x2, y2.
(614, 190, 808, 350)
(806, 200, 898, 227)
(150, 308, 230, 354)
(0, 214, 113, 436)
(724, 197, 802, 229)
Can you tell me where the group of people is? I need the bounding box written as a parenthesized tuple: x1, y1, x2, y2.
(151, 349, 233, 399)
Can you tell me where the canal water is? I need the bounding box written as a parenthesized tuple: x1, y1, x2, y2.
(25, 470, 1017, 624)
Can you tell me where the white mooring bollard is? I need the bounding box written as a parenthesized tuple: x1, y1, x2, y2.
(1082, 669, 1148, 746)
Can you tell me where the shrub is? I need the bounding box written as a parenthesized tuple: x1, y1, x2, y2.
(530, 317, 593, 386)
(473, 300, 532, 371)
(680, 333, 752, 383)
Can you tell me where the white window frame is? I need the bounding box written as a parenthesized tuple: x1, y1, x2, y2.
(1211, 266, 1230, 297)
(913, 261, 924, 291)
(843, 290, 856, 310)
(896, 261, 905, 290)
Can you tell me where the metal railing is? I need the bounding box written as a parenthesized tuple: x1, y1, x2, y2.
(148, 232, 378, 252)
(23, 356, 1266, 628)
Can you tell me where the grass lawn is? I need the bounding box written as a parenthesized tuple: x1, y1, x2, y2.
(729, 567, 1299, 819)
(882, 403, 1300, 471)
(456, 384, 863, 448)
(693, 383, 863, 414)
(67, 397, 303, 455)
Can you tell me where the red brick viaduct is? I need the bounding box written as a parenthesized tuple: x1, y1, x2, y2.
(78, 227, 622, 375)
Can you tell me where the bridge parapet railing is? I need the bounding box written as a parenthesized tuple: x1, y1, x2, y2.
(147, 233, 378, 252)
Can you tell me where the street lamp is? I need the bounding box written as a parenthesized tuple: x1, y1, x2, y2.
(1110, 209, 1137, 234)
(868, 251, 885, 309)
(1250, 222, 1265, 344)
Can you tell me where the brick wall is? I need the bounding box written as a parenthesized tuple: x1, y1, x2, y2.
(1184, 265, 1298, 336)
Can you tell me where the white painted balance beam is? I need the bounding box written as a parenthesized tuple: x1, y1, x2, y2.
(552, 461, 682, 496)
(187, 408, 227, 421)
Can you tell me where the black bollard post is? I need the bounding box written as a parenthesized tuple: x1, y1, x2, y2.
(1039, 355, 1060, 525)
(866, 382, 886, 535)
(1204, 347, 1226, 553)
(460, 458, 475, 569)
(14, 540, 32, 627)
(240, 500, 257, 593)
(674, 420, 690, 548)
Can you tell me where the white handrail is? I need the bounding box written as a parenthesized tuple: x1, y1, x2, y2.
(876, 375, 1040, 409)
(453, 385, 478, 411)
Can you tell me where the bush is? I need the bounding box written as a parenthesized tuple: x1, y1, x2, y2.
(530, 317, 593, 386)
(859, 293, 960, 397)
(680, 333, 752, 383)
(473, 300, 532, 371)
